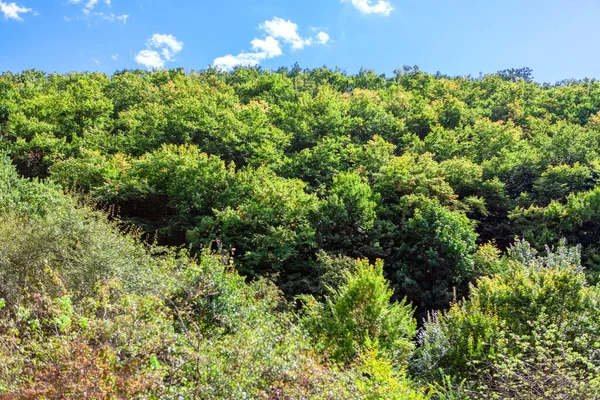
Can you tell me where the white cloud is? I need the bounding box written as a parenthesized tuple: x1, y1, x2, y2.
(148, 33, 183, 61)
(111, 54, 119, 60)
(0, 1, 32, 21)
(343, 0, 393, 16)
(213, 55, 245, 71)
(316, 31, 330, 45)
(214, 54, 263, 70)
(67, 0, 127, 23)
(250, 36, 282, 58)
(260, 17, 309, 50)
(93, 58, 100, 64)
(135, 50, 164, 69)
(93, 11, 127, 23)
(135, 33, 183, 70)
(84, 0, 98, 12)
(214, 17, 330, 71)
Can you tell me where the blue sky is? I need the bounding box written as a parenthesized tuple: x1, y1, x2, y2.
(1, 0, 600, 82)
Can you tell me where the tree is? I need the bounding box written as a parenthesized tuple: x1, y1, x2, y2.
(190, 167, 318, 279)
(299, 259, 416, 364)
(497, 67, 534, 83)
(389, 196, 478, 312)
(315, 172, 379, 256)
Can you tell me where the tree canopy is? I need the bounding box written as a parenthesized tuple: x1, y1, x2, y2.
(3, 66, 600, 398)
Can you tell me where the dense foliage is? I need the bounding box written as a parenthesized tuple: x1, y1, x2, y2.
(2, 65, 600, 398)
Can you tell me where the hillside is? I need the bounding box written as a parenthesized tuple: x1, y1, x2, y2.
(2, 66, 600, 398)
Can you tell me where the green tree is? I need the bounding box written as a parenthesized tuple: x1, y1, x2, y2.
(299, 259, 416, 364)
(389, 196, 478, 312)
(190, 167, 318, 279)
(315, 172, 379, 256)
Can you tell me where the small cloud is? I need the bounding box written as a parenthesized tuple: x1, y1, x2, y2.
(250, 36, 282, 58)
(135, 50, 164, 69)
(342, 0, 393, 16)
(93, 11, 127, 23)
(316, 31, 330, 45)
(93, 58, 100, 64)
(214, 17, 330, 71)
(0, 1, 33, 21)
(260, 17, 309, 50)
(111, 54, 119, 60)
(135, 34, 183, 70)
(84, 0, 98, 12)
(147, 33, 183, 61)
(214, 54, 263, 71)
(67, 0, 126, 23)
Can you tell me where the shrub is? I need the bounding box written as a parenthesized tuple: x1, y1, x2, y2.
(412, 239, 600, 396)
(0, 197, 165, 307)
(300, 259, 417, 364)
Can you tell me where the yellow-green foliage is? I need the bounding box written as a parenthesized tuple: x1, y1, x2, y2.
(413, 240, 600, 398)
(300, 259, 417, 365)
(355, 346, 428, 400)
(7, 65, 600, 398)
(0, 168, 430, 398)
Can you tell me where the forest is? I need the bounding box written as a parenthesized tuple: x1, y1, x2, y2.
(2, 65, 600, 398)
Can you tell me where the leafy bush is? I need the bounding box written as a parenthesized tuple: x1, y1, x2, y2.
(412, 240, 600, 397)
(300, 259, 416, 364)
(0, 153, 64, 217)
(0, 192, 165, 306)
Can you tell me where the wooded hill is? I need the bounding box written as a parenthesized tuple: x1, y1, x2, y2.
(2, 66, 600, 398)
